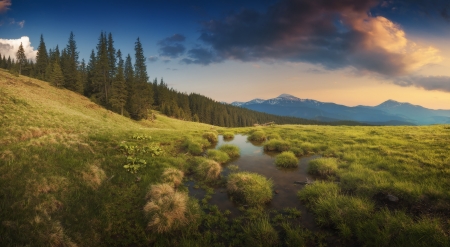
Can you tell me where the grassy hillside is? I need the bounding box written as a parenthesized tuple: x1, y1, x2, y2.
(1, 70, 449, 246)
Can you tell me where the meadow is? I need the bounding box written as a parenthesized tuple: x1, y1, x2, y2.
(0, 70, 449, 246)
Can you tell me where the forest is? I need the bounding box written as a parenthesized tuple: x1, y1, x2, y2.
(0, 32, 365, 127)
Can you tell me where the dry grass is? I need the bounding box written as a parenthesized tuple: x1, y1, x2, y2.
(195, 159, 222, 182)
(161, 168, 184, 188)
(82, 161, 106, 189)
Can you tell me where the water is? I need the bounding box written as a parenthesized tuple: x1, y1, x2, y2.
(187, 134, 320, 229)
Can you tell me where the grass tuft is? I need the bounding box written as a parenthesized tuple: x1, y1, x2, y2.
(308, 157, 338, 178)
(195, 159, 222, 182)
(202, 132, 218, 143)
(206, 149, 230, 164)
(222, 132, 234, 139)
(275, 151, 298, 168)
(248, 130, 266, 142)
(264, 139, 291, 152)
(218, 144, 240, 158)
(161, 168, 184, 188)
(227, 172, 273, 206)
(242, 216, 279, 247)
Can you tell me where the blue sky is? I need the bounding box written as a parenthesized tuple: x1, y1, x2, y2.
(1, 0, 450, 109)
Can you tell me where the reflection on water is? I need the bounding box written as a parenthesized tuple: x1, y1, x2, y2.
(188, 134, 320, 229)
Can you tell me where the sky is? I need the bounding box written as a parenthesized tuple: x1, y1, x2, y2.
(1, 0, 450, 109)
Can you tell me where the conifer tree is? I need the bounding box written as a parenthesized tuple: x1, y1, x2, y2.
(92, 32, 110, 104)
(35, 34, 49, 80)
(134, 38, 148, 84)
(50, 61, 64, 87)
(107, 33, 116, 79)
(64, 32, 82, 93)
(16, 42, 26, 75)
(85, 50, 97, 96)
(109, 50, 127, 115)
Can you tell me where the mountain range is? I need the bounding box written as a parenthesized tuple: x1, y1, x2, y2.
(231, 94, 450, 125)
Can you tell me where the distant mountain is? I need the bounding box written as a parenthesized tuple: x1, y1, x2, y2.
(231, 94, 450, 125)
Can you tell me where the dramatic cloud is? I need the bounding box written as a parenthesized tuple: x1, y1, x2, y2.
(0, 0, 11, 13)
(192, 0, 441, 77)
(393, 75, 450, 93)
(0, 36, 37, 61)
(158, 34, 186, 58)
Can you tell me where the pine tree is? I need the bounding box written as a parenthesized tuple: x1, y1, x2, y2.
(109, 50, 127, 115)
(35, 34, 49, 80)
(92, 32, 110, 104)
(50, 61, 64, 87)
(85, 50, 96, 96)
(16, 42, 26, 75)
(64, 32, 82, 93)
(107, 33, 116, 79)
(134, 38, 148, 84)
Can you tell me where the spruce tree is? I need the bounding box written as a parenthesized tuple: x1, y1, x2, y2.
(134, 37, 148, 84)
(85, 50, 97, 96)
(64, 32, 82, 93)
(50, 61, 64, 87)
(35, 34, 49, 80)
(16, 42, 26, 75)
(109, 50, 127, 115)
(107, 33, 116, 79)
(92, 32, 110, 104)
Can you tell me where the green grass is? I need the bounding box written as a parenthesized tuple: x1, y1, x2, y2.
(202, 131, 218, 143)
(248, 130, 266, 142)
(242, 216, 279, 247)
(275, 151, 298, 168)
(195, 159, 222, 182)
(264, 139, 291, 152)
(206, 149, 230, 164)
(227, 172, 273, 206)
(218, 144, 240, 158)
(222, 131, 235, 139)
(308, 157, 338, 178)
(1, 71, 449, 246)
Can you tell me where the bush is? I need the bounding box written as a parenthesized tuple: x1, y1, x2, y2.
(161, 168, 184, 188)
(275, 151, 298, 168)
(242, 216, 279, 246)
(143, 183, 200, 233)
(206, 149, 230, 164)
(264, 139, 291, 152)
(248, 130, 266, 142)
(203, 132, 218, 143)
(222, 132, 234, 139)
(196, 159, 222, 182)
(308, 158, 338, 178)
(227, 172, 273, 206)
(218, 144, 240, 158)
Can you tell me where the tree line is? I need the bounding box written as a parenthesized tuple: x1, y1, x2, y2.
(1, 32, 363, 127)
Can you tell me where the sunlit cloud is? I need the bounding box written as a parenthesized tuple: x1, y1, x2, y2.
(0, 36, 37, 61)
(0, 0, 11, 14)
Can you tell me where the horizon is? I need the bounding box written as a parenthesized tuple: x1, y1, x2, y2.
(1, 0, 450, 109)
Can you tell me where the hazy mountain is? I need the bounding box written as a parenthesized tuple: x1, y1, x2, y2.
(231, 94, 450, 125)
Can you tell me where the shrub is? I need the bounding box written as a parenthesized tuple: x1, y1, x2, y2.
(196, 159, 222, 182)
(218, 144, 240, 158)
(227, 172, 273, 206)
(242, 216, 279, 246)
(203, 132, 218, 143)
(248, 130, 266, 142)
(161, 168, 184, 188)
(222, 132, 235, 139)
(308, 158, 338, 178)
(264, 139, 291, 152)
(206, 149, 230, 164)
(275, 151, 298, 168)
(144, 183, 200, 233)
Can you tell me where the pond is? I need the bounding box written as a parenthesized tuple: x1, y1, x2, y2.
(187, 134, 320, 229)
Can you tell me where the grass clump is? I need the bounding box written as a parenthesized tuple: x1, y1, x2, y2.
(280, 222, 312, 247)
(267, 133, 281, 140)
(222, 131, 234, 139)
(182, 137, 204, 155)
(195, 159, 222, 182)
(297, 181, 340, 204)
(218, 144, 240, 158)
(248, 130, 266, 142)
(206, 149, 230, 164)
(308, 157, 338, 178)
(242, 216, 279, 247)
(290, 147, 305, 156)
(264, 139, 291, 152)
(275, 151, 298, 168)
(161, 168, 184, 188)
(202, 131, 218, 143)
(227, 172, 273, 206)
(144, 183, 200, 234)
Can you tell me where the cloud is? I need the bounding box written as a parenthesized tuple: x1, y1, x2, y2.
(158, 34, 186, 58)
(192, 0, 441, 76)
(393, 75, 450, 93)
(0, 0, 11, 13)
(8, 18, 25, 28)
(148, 56, 158, 63)
(0, 36, 37, 61)
(181, 48, 222, 65)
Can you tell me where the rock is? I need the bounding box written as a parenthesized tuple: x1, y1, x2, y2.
(294, 178, 313, 185)
(387, 194, 399, 202)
